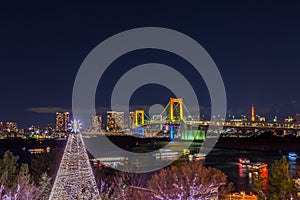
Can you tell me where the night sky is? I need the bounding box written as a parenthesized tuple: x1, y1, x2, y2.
(1, 1, 300, 128)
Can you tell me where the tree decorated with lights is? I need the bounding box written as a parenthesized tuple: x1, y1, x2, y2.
(38, 172, 52, 200)
(0, 150, 50, 200)
(96, 170, 149, 199)
(96, 162, 232, 199)
(147, 162, 233, 199)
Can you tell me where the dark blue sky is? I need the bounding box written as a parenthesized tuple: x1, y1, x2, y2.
(1, 1, 300, 128)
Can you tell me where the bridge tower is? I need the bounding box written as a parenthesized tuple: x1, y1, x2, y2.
(135, 110, 145, 126)
(251, 104, 255, 122)
(169, 98, 183, 122)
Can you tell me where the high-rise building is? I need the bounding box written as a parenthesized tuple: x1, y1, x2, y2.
(47, 123, 53, 135)
(259, 117, 266, 122)
(129, 110, 145, 128)
(6, 122, 18, 132)
(295, 114, 300, 122)
(106, 111, 125, 131)
(64, 112, 70, 131)
(91, 115, 102, 132)
(28, 125, 40, 134)
(56, 112, 70, 132)
(55, 112, 64, 132)
(129, 111, 135, 129)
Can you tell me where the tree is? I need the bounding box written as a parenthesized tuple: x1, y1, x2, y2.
(38, 172, 52, 200)
(93, 165, 117, 198)
(268, 156, 296, 199)
(95, 162, 233, 199)
(113, 171, 150, 200)
(252, 170, 267, 200)
(0, 150, 19, 188)
(17, 164, 41, 200)
(30, 153, 50, 182)
(0, 151, 41, 199)
(292, 165, 300, 198)
(147, 162, 233, 199)
(0, 150, 52, 200)
(30, 147, 64, 182)
(97, 170, 149, 200)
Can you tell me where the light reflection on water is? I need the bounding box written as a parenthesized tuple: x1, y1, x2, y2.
(1, 140, 298, 193)
(129, 141, 299, 192)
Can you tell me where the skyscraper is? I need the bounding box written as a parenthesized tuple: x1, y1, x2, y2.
(129, 110, 145, 128)
(47, 123, 53, 135)
(55, 112, 70, 132)
(106, 111, 125, 131)
(91, 115, 102, 132)
(295, 114, 300, 122)
(129, 111, 135, 129)
(6, 122, 18, 132)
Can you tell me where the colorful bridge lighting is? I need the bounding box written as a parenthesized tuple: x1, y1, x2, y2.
(135, 110, 145, 126)
(170, 98, 183, 122)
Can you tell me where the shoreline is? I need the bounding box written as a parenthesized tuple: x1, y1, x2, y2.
(215, 136, 300, 153)
(0, 134, 299, 154)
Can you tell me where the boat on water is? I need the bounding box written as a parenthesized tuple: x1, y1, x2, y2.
(288, 152, 297, 161)
(154, 149, 178, 158)
(91, 157, 128, 167)
(188, 153, 206, 161)
(248, 162, 268, 171)
(28, 148, 45, 154)
(238, 158, 251, 167)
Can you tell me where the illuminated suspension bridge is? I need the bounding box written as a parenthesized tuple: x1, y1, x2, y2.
(130, 98, 205, 140)
(130, 98, 300, 139)
(49, 133, 100, 200)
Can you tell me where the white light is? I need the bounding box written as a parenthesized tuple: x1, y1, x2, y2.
(69, 119, 82, 133)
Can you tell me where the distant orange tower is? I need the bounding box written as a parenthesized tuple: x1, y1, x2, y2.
(251, 104, 255, 122)
(170, 98, 183, 122)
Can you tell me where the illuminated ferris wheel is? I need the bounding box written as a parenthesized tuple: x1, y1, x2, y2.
(68, 119, 82, 134)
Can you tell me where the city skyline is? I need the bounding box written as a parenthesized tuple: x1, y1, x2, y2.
(1, 2, 300, 127)
(1, 102, 300, 131)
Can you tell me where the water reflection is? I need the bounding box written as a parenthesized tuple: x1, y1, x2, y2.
(290, 160, 297, 176)
(238, 163, 248, 178)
